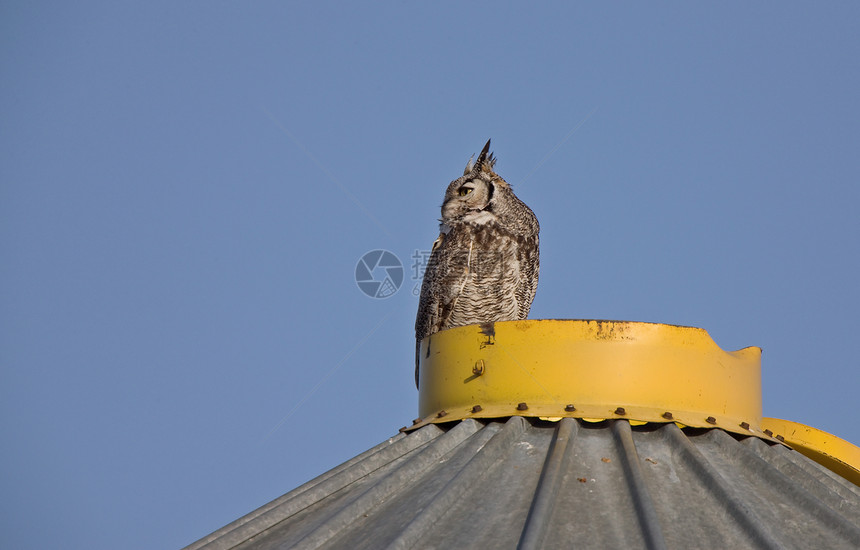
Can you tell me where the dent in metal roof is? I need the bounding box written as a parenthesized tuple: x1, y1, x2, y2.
(185, 417, 860, 550)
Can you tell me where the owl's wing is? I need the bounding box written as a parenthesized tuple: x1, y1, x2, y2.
(414, 231, 472, 386)
(515, 235, 540, 319)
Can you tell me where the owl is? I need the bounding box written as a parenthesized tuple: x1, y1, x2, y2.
(415, 139, 540, 387)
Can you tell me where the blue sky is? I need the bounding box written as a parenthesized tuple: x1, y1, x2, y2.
(2, 3, 859, 549)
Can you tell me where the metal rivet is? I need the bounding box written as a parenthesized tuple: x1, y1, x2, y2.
(436, 410, 447, 418)
(764, 429, 773, 437)
(517, 402, 529, 411)
(776, 434, 785, 442)
(662, 412, 674, 420)
(473, 360, 485, 375)
(615, 407, 626, 416)
(471, 405, 483, 413)
(706, 416, 717, 425)
(412, 418, 422, 425)
(399, 426, 408, 433)
(565, 404, 576, 412)
(740, 421, 750, 430)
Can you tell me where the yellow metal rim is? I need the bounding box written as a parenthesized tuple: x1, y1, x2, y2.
(416, 319, 765, 437)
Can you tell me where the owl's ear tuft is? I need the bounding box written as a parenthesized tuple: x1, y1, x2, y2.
(474, 139, 496, 173)
(463, 154, 475, 176)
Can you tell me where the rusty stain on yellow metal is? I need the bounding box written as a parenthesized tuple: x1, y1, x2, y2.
(761, 417, 860, 487)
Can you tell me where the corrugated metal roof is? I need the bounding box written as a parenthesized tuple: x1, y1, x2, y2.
(185, 417, 860, 550)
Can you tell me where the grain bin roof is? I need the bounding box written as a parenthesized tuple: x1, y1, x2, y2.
(184, 320, 860, 549)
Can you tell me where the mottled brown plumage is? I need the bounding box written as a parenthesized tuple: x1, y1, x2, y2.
(414, 139, 539, 387)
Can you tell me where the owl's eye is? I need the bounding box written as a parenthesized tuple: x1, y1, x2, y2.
(458, 187, 473, 196)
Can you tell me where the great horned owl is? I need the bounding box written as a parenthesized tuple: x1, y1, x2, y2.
(414, 139, 540, 387)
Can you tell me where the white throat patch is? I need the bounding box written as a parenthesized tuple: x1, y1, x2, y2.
(462, 210, 496, 225)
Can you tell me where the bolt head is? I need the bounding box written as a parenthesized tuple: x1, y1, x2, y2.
(472, 360, 485, 375)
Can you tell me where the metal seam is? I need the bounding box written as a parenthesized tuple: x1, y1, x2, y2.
(713, 430, 860, 545)
(289, 419, 483, 550)
(516, 417, 579, 550)
(384, 416, 529, 550)
(770, 443, 860, 498)
(612, 420, 668, 550)
(743, 437, 860, 513)
(663, 424, 784, 550)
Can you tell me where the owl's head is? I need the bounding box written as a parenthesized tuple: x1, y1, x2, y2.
(441, 139, 506, 222)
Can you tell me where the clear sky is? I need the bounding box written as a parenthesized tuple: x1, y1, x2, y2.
(2, 3, 859, 549)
